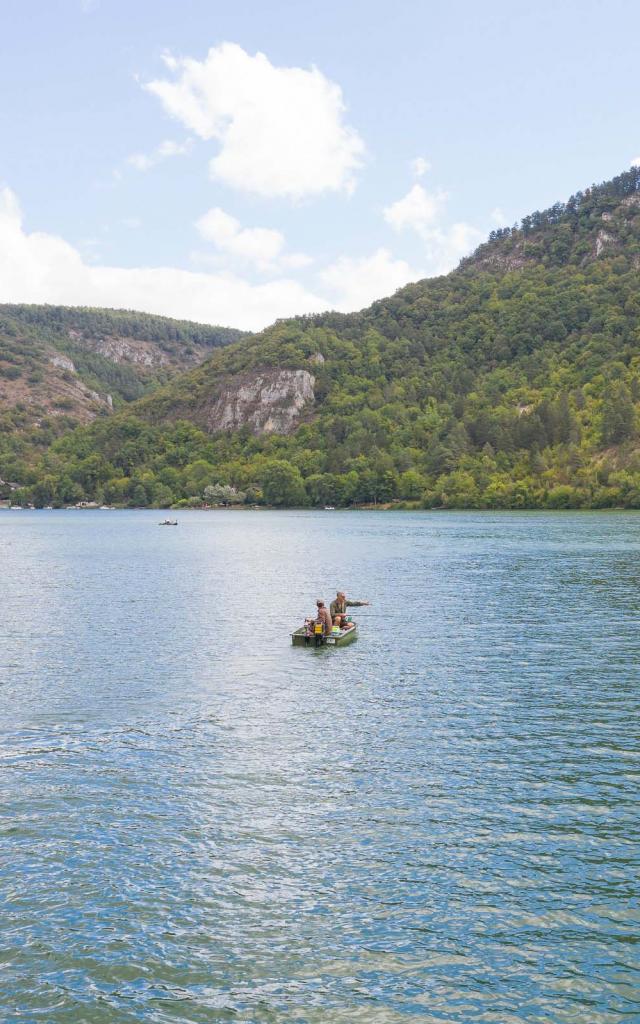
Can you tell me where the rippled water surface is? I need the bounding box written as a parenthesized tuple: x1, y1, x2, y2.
(1, 509, 639, 1023)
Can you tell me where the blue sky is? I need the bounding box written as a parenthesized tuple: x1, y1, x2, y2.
(1, 0, 639, 329)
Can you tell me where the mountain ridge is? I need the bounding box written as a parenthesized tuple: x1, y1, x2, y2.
(4, 166, 640, 509)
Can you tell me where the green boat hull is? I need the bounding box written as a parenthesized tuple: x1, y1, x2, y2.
(291, 625, 358, 648)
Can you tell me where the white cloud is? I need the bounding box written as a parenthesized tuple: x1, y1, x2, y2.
(195, 207, 310, 271)
(384, 183, 448, 233)
(0, 187, 325, 331)
(197, 208, 282, 263)
(384, 183, 482, 275)
(491, 206, 508, 227)
(127, 138, 191, 172)
(0, 188, 430, 335)
(144, 42, 365, 199)
(631, 156, 640, 167)
(411, 156, 431, 178)
(320, 247, 419, 312)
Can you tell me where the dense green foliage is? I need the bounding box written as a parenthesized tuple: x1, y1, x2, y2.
(6, 168, 640, 509)
(2, 304, 245, 357)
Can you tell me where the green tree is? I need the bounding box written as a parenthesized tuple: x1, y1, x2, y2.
(152, 483, 176, 508)
(601, 384, 636, 445)
(130, 483, 148, 507)
(32, 475, 58, 507)
(261, 460, 308, 506)
(399, 469, 427, 500)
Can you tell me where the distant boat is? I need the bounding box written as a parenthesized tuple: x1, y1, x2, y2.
(324, 505, 336, 510)
(159, 519, 178, 526)
(10, 506, 23, 510)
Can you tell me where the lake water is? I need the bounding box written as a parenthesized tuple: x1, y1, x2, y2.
(1, 509, 639, 1023)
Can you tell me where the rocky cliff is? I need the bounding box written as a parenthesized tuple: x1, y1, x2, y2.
(202, 368, 315, 435)
(67, 329, 206, 369)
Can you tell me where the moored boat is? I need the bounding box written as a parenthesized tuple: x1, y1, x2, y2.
(291, 623, 358, 648)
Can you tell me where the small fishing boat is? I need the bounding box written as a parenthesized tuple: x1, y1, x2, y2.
(291, 623, 358, 648)
(159, 519, 178, 526)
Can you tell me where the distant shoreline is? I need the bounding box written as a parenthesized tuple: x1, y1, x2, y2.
(2, 504, 637, 514)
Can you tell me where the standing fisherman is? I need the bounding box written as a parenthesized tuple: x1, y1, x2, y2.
(330, 591, 369, 629)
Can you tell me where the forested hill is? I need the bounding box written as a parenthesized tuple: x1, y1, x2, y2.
(463, 165, 640, 272)
(6, 166, 640, 510)
(0, 303, 246, 444)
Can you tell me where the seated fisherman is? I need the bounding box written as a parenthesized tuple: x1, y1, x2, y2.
(315, 599, 333, 636)
(330, 591, 369, 629)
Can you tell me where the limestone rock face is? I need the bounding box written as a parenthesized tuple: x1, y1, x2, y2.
(471, 246, 529, 273)
(595, 229, 617, 257)
(204, 368, 315, 436)
(49, 354, 76, 372)
(73, 333, 172, 368)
